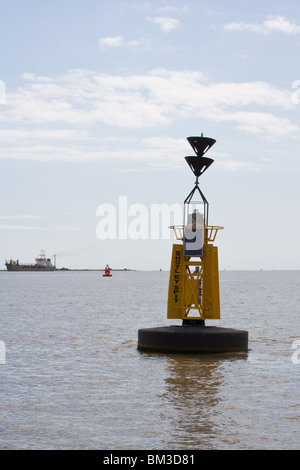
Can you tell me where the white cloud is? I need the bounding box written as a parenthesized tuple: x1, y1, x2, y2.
(0, 215, 45, 220)
(4, 69, 293, 126)
(0, 69, 297, 166)
(0, 224, 46, 230)
(156, 6, 189, 14)
(98, 36, 124, 48)
(0, 79, 5, 104)
(214, 160, 261, 172)
(98, 36, 149, 50)
(146, 16, 180, 32)
(0, 129, 85, 142)
(224, 15, 300, 35)
(0, 214, 78, 232)
(230, 112, 298, 137)
(0, 221, 78, 231)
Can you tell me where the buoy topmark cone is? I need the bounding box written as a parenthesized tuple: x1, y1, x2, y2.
(137, 135, 248, 354)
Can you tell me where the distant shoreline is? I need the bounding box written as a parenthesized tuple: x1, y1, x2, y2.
(0, 268, 137, 272)
(58, 269, 137, 271)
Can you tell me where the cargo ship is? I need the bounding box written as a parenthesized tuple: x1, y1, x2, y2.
(5, 250, 56, 271)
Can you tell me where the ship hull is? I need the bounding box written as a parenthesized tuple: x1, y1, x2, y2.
(5, 250, 56, 271)
(5, 264, 55, 271)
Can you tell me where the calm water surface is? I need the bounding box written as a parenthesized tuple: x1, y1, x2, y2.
(0, 270, 299, 449)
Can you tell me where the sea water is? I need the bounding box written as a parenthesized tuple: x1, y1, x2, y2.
(0, 270, 299, 450)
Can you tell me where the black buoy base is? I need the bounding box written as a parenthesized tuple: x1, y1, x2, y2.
(138, 324, 248, 354)
(182, 319, 205, 326)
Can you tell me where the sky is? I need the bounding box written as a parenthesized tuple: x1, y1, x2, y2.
(0, 0, 299, 270)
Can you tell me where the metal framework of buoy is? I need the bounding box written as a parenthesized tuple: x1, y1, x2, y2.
(167, 134, 223, 323)
(137, 135, 248, 353)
